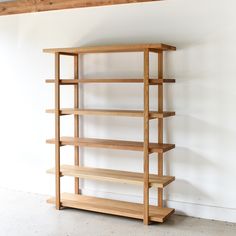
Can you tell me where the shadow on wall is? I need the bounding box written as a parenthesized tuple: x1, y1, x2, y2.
(163, 39, 236, 207)
(165, 147, 215, 201)
(57, 15, 236, 209)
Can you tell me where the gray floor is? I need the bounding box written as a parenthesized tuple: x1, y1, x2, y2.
(0, 188, 236, 236)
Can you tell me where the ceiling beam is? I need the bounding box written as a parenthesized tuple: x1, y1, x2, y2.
(0, 0, 160, 16)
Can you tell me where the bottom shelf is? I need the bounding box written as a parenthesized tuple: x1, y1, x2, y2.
(47, 193, 174, 223)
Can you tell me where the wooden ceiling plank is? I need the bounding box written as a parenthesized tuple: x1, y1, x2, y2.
(0, 0, 160, 16)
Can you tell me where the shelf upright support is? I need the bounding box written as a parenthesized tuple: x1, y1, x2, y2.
(158, 51, 164, 207)
(74, 53, 80, 194)
(143, 49, 150, 225)
(55, 52, 61, 210)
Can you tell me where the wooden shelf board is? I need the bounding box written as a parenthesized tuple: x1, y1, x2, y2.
(43, 44, 176, 54)
(47, 193, 175, 223)
(46, 137, 175, 153)
(45, 78, 175, 85)
(46, 108, 175, 118)
(47, 165, 175, 188)
(46, 79, 79, 85)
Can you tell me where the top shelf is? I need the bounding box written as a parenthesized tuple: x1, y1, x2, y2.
(43, 43, 176, 54)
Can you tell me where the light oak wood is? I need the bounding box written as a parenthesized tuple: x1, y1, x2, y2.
(44, 44, 176, 54)
(45, 43, 176, 225)
(158, 51, 164, 207)
(47, 193, 175, 223)
(47, 165, 175, 188)
(55, 52, 61, 210)
(0, 0, 161, 16)
(46, 108, 175, 119)
(46, 137, 175, 153)
(74, 54, 80, 194)
(45, 78, 175, 85)
(46, 79, 79, 85)
(143, 49, 150, 225)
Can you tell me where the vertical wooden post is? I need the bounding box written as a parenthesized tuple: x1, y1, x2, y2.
(158, 51, 164, 207)
(74, 54, 80, 194)
(143, 49, 150, 225)
(55, 52, 61, 209)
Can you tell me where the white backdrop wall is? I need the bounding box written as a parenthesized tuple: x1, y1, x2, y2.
(0, 0, 235, 222)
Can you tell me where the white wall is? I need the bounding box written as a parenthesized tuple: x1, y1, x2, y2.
(0, 0, 236, 223)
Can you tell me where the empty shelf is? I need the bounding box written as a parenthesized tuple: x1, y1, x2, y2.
(46, 108, 175, 119)
(46, 79, 79, 85)
(43, 44, 176, 54)
(46, 137, 175, 153)
(45, 78, 175, 85)
(47, 193, 175, 223)
(47, 165, 175, 188)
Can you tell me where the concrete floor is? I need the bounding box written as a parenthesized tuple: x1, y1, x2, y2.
(0, 188, 236, 236)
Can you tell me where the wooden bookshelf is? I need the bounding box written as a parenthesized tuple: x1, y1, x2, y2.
(45, 43, 176, 225)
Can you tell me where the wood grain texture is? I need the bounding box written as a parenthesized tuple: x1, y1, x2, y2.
(46, 108, 175, 119)
(143, 49, 150, 225)
(43, 44, 176, 54)
(45, 43, 176, 224)
(46, 137, 175, 153)
(158, 51, 164, 207)
(55, 52, 61, 210)
(45, 78, 175, 85)
(47, 193, 175, 223)
(47, 165, 175, 188)
(0, 0, 161, 16)
(74, 54, 80, 195)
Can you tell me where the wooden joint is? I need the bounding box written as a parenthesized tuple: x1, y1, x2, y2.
(60, 52, 78, 57)
(149, 49, 158, 53)
(55, 52, 61, 57)
(55, 140, 62, 147)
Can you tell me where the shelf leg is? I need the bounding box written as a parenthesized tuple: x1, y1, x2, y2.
(158, 51, 164, 207)
(74, 54, 80, 195)
(143, 49, 150, 225)
(55, 52, 61, 210)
